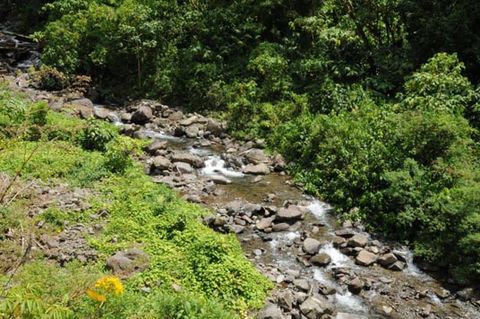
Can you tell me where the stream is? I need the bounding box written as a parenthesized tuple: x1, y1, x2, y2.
(92, 104, 479, 319)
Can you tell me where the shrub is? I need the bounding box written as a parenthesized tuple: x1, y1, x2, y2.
(78, 118, 117, 152)
(31, 66, 69, 91)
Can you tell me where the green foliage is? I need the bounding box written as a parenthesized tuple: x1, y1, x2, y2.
(78, 118, 117, 152)
(31, 66, 69, 91)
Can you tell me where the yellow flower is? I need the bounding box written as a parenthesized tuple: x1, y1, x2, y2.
(95, 275, 124, 295)
(86, 288, 106, 302)
(86, 275, 124, 302)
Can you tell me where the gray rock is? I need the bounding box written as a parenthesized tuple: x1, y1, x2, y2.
(209, 175, 231, 185)
(257, 303, 285, 319)
(276, 290, 294, 311)
(131, 106, 153, 124)
(378, 253, 398, 267)
(347, 234, 368, 248)
(299, 297, 334, 319)
(185, 125, 200, 137)
(151, 156, 172, 171)
(332, 236, 347, 247)
(311, 253, 332, 267)
(272, 223, 290, 232)
(179, 116, 198, 126)
(147, 140, 168, 154)
(347, 277, 364, 294)
(303, 238, 321, 255)
(243, 163, 270, 175)
(276, 206, 303, 222)
(93, 107, 111, 119)
(168, 110, 183, 121)
(170, 152, 204, 168)
(245, 148, 269, 164)
(106, 248, 149, 277)
(206, 119, 223, 136)
(173, 162, 194, 174)
(334, 229, 356, 238)
(293, 279, 310, 292)
(388, 261, 406, 271)
(355, 250, 378, 266)
(257, 217, 275, 231)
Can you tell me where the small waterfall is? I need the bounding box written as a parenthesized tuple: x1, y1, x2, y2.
(201, 156, 245, 178)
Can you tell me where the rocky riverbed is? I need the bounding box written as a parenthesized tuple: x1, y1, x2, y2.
(2, 52, 480, 318)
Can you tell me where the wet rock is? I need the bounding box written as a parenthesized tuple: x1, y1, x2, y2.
(388, 261, 406, 271)
(347, 277, 364, 294)
(257, 303, 285, 319)
(311, 253, 331, 267)
(347, 234, 368, 248)
(257, 217, 275, 231)
(131, 105, 153, 124)
(378, 253, 398, 267)
(243, 163, 270, 175)
(355, 250, 377, 266)
(276, 290, 294, 311)
(299, 296, 334, 319)
(457, 287, 476, 301)
(245, 148, 269, 164)
(173, 162, 194, 174)
(272, 154, 286, 171)
(276, 206, 303, 222)
(170, 152, 204, 168)
(303, 238, 321, 255)
(392, 250, 408, 262)
(106, 248, 149, 277)
(294, 279, 310, 292)
(151, 156, 172, 171)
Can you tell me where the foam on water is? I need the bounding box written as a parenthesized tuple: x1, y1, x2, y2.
(319, 243, 351, 267)
(269, 231, 300, 250)
(399, 248, 428, 278)
(201, 156, 245, 178)
(307, 199, 331, 222)
(335, 292, 368, 313)
(188, 146, 213, 156)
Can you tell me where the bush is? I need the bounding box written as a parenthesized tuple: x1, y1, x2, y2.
(31, 66, 69, 91)
(78, 118, 117, 152)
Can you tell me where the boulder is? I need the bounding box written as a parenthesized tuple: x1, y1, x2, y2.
(256, 217, 275, 231)
(206, 119, 223, 136)
(151, 156, 172, 171)
(293, 279, 310, 292)
(257, 303, 285, 319)
(179, 116, 198, 126)
(70, 98, 93, 109)
(245, 148, 269, 164)
(170, 152, 204, 168)
(311, 253, 332, 267)
(131, 105, 153, 124)
(147, 140, 168, 154)
(335, 229, 356, 238)
(299, 297, 334, 319)
(276, 206, 303, 222)
(209, 175, 231, 185)
(388, 261, 405, 271)
(276, 290, 294, 311)
(106, 248, 149, 277)
(168, 110, 183, 121)
(93, 107, 111, 119)
(303, 238, 321, 255)
(173, 162, 194, 174)
(243, 163, 270, 175)
(347, 234, 368, 248)
(272, 223, 290, 232)
(355, 250, 378, 266)
(378, 253, 398, 267)
(347, 277, 364, 294)
(185, 125, 200, 137)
